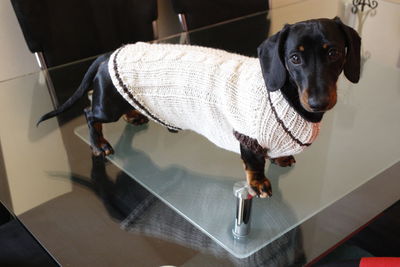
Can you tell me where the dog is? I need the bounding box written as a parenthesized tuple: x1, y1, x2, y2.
(38, 17, 361, 198)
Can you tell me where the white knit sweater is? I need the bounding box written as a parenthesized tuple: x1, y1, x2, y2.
(108, 42, 320, 158)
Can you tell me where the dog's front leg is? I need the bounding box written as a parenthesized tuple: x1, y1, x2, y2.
(240, 144, 272, 198)
(123, 109, 149, 125)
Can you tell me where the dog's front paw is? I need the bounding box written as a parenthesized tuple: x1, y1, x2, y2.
(248, 176, 272, 198)
(270, 155, 296, 167)
(123, 110, 149, 125)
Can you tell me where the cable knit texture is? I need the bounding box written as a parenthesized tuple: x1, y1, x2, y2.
(108, 42, 320, 158)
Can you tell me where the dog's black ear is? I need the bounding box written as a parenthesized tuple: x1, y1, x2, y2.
(334, 16, 361, 83)
(257, 24, 290, 91)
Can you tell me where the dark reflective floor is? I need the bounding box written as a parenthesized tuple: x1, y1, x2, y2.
(314, 200, 400, 266)
(0, 203, 58, 266)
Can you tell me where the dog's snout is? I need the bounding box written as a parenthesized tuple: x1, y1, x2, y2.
(308, 97, 330, 111)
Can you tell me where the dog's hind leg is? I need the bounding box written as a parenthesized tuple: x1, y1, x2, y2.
(84, 58, 134, 156)
(84, 107, 114, 156)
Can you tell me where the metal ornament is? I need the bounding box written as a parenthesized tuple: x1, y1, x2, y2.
(351, 0, 378, 14)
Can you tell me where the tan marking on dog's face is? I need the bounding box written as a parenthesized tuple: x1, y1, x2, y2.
(323, 43, 329, 49)
(326, 84, 338, 110)
(298, 45, 305, 51)
(299, 88, 311, 111)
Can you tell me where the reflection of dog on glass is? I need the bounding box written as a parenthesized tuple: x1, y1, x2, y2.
(38, 17, 361, 198)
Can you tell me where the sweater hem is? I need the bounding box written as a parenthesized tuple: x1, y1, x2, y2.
(233, 130, 269, 157)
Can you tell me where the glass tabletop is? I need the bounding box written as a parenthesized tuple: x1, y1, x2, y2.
(1, 0, 400, 265)
(75, 0, 400, 258)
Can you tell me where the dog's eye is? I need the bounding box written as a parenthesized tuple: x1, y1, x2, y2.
(328, 48, 340, 61)
(290, 54, 301, 65)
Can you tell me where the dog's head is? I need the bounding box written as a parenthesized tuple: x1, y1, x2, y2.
(258, 17, 361, 113)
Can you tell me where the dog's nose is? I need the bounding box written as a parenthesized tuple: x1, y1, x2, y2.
(308, 97, 329, 111)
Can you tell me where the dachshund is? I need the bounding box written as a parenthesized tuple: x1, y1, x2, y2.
(38, 17, 361, 198)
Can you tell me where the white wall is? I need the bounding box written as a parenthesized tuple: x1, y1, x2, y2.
(0, 0, 39, 82)
(0, 72, 73, 215)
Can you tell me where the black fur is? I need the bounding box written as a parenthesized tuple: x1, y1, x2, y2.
(333, 17, 361, 83)
(257, 24, 290, 92)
